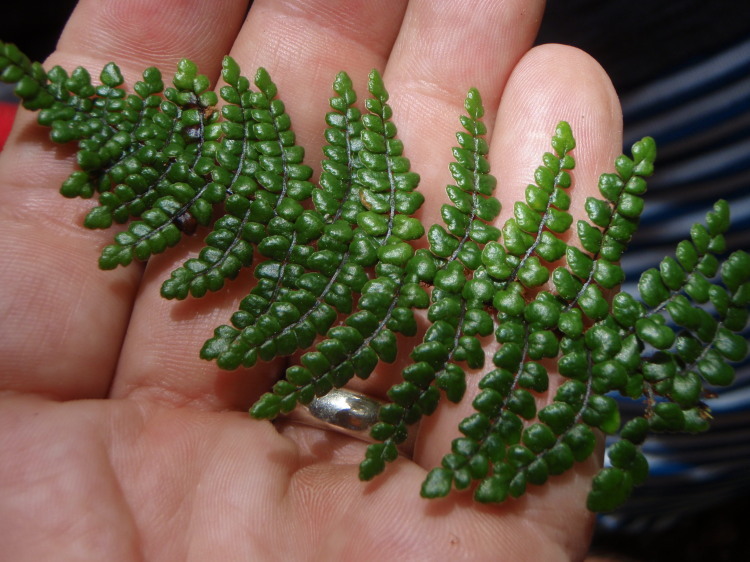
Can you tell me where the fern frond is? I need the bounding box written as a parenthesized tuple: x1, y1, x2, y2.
(239, 72, 371, 360)
(95, 61, 220, 269)
(0, 42, 55, 110)
(201, 70, 368, 366)
(250, 70, 429, 421)
(420, 123, 581, 499)
(160, 56, 263, 299)
(586, 202, 748, 511)
(422, 130, 654, 503)
(360, 88, 501, 479)
(2, 41, 747, 514)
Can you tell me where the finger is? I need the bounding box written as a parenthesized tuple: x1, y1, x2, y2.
(110, 0, 410, 408)
(225, 0, 411, 161)
(382, 0, 546, 227)
(0, 0, 251, 399)
(413, 43, 622, 525)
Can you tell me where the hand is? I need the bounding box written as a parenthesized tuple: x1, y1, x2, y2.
(0, 1, 622, 559)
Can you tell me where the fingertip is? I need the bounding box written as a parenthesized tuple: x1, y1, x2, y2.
(491, 43, 623, 222)
(502, 43, 622, 131)
(55, 0, 249, 81)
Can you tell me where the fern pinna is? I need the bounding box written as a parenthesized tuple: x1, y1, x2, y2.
(1, 40, 748, 513)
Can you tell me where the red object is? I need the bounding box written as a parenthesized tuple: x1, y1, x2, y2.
(0, 102, 18, 150)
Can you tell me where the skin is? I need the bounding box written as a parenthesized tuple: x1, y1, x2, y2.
(0, 0, 623, 560)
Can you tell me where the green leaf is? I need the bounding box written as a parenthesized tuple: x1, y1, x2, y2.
(587, 467, 633, 512)
(582, 395, 620, 434)
(522, 423, 557, 453)
(563, 424, 597, 462)
(635, 317, 675, 350)
(474, 473, 510, 504)
(249, 392, 283, 419)
(420, 468, 453, 498)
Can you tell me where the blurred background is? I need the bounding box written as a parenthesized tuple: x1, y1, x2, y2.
(1, 1, 749, 560)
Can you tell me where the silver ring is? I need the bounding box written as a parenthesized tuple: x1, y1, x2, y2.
(281, 388, 416, 455)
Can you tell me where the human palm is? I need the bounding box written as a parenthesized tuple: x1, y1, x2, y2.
(0, 0, 623, 559)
